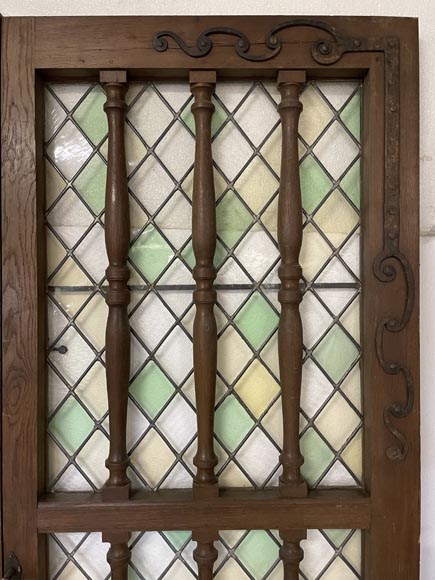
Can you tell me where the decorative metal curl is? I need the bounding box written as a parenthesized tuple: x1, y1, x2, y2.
(373, 250, 415, 461)
(153, 19, 346, 63)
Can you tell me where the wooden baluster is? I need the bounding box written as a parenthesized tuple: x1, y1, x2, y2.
(279, 530, 306, 580)
(103, 532, 131, 580)
(190, 71, 219, 499)
(101, 70, 131, 578)
(193, 531, 218, 580)
(277, 71, 308, 499)
(101, 70, 131, 501)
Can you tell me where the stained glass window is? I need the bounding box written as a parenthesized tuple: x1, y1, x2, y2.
(45, 79, 362, 576)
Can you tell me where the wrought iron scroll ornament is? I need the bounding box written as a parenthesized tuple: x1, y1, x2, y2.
(153, 21, 415, 461)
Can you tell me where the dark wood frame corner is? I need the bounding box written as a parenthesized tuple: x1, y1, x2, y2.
(1, 15, 419, 579)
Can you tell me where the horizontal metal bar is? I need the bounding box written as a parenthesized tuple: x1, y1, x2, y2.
(37, 488, 370, 533)
(47, 282, 361, 293)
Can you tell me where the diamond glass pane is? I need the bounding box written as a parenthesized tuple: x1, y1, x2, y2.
(48, 529, 362, 579)
(46, 80, 362, 496)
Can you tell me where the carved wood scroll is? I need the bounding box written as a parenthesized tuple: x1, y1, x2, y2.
(277, 71, 308, 498)
(190, 71, 220, 498)
(101, 70, 131, 579)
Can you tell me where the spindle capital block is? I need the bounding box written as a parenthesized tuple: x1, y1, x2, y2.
(190, 70, 217, 85)
(100, 70, 128, 84)
(277, 70, 306, 86)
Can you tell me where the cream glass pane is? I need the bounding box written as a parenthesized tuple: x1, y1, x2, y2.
(46, 79, 362, 497)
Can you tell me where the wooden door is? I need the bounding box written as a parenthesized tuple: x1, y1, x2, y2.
(1, 15, 419, 579)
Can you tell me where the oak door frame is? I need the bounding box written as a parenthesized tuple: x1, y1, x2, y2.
(1, 15, 419, 579)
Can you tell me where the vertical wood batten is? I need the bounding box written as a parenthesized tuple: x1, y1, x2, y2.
(190, 70, 219, 500)
(100, 70, 131, 579)
(277, 70, 308, 499)
(279, 530, 306, 580)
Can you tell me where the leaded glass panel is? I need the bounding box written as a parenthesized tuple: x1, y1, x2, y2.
(48, 529, 362, 579)
(45, 79, 362, 493)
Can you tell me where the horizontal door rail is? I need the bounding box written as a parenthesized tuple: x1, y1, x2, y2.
(37, 489, 370, 533)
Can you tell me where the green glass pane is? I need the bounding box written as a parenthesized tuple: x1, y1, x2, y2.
(236, 531, 279, 579)
(163, 531, 191, 550)
(300, 156, 332, 214)
(341, 160, 361, 209)
(181, 239, 226, 270)
(49, 397, 94, 454)
(181, 97, 227, 137)
(216, 192, 253, 248)
(300, 428, 334, 485)
(340, 90, 361, 141)
(130, 361, 174, 418)
(181, 241, 195, 270)
(128, 567, 141, 580)
(233, 293, 278, 350)
(130, 227, 174, 282)
(73, 86, 107, 145)
(214, 240, 227, 267)
(73, 154, 106, 215)
(323, 529, 352, 547)
(215, 396, 254, 452)
(313, 325, 359, 383)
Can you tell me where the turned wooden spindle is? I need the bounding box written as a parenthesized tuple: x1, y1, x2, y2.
(190, 71, 219, 499)
(193, 531, 218, 580)
(103, 531, 131, 580)
(279, 530, 306, 580)
(101, 70, 131, 501)
(277, 71, 308, 498)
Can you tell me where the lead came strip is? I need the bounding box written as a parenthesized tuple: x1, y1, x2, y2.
(100, 70, 132, 579)
(276, 70, 308, 499)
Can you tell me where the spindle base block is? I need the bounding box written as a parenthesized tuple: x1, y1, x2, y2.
(279, 479, 308, 499)
(193, 481, 220, 499)
(102, 482, 131, 502)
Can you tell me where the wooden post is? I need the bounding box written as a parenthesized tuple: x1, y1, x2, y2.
(190, 71, 219, 499)
(193, 531, 218, 580)
(277, 71, 308, 499)
(279, 530, 306, 580)
(103, 531, 131, 580)
(101, 70, 131, 501)
(101, 70, 131, 578)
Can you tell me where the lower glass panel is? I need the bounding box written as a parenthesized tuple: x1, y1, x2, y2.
(48, 529, 362, 579)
